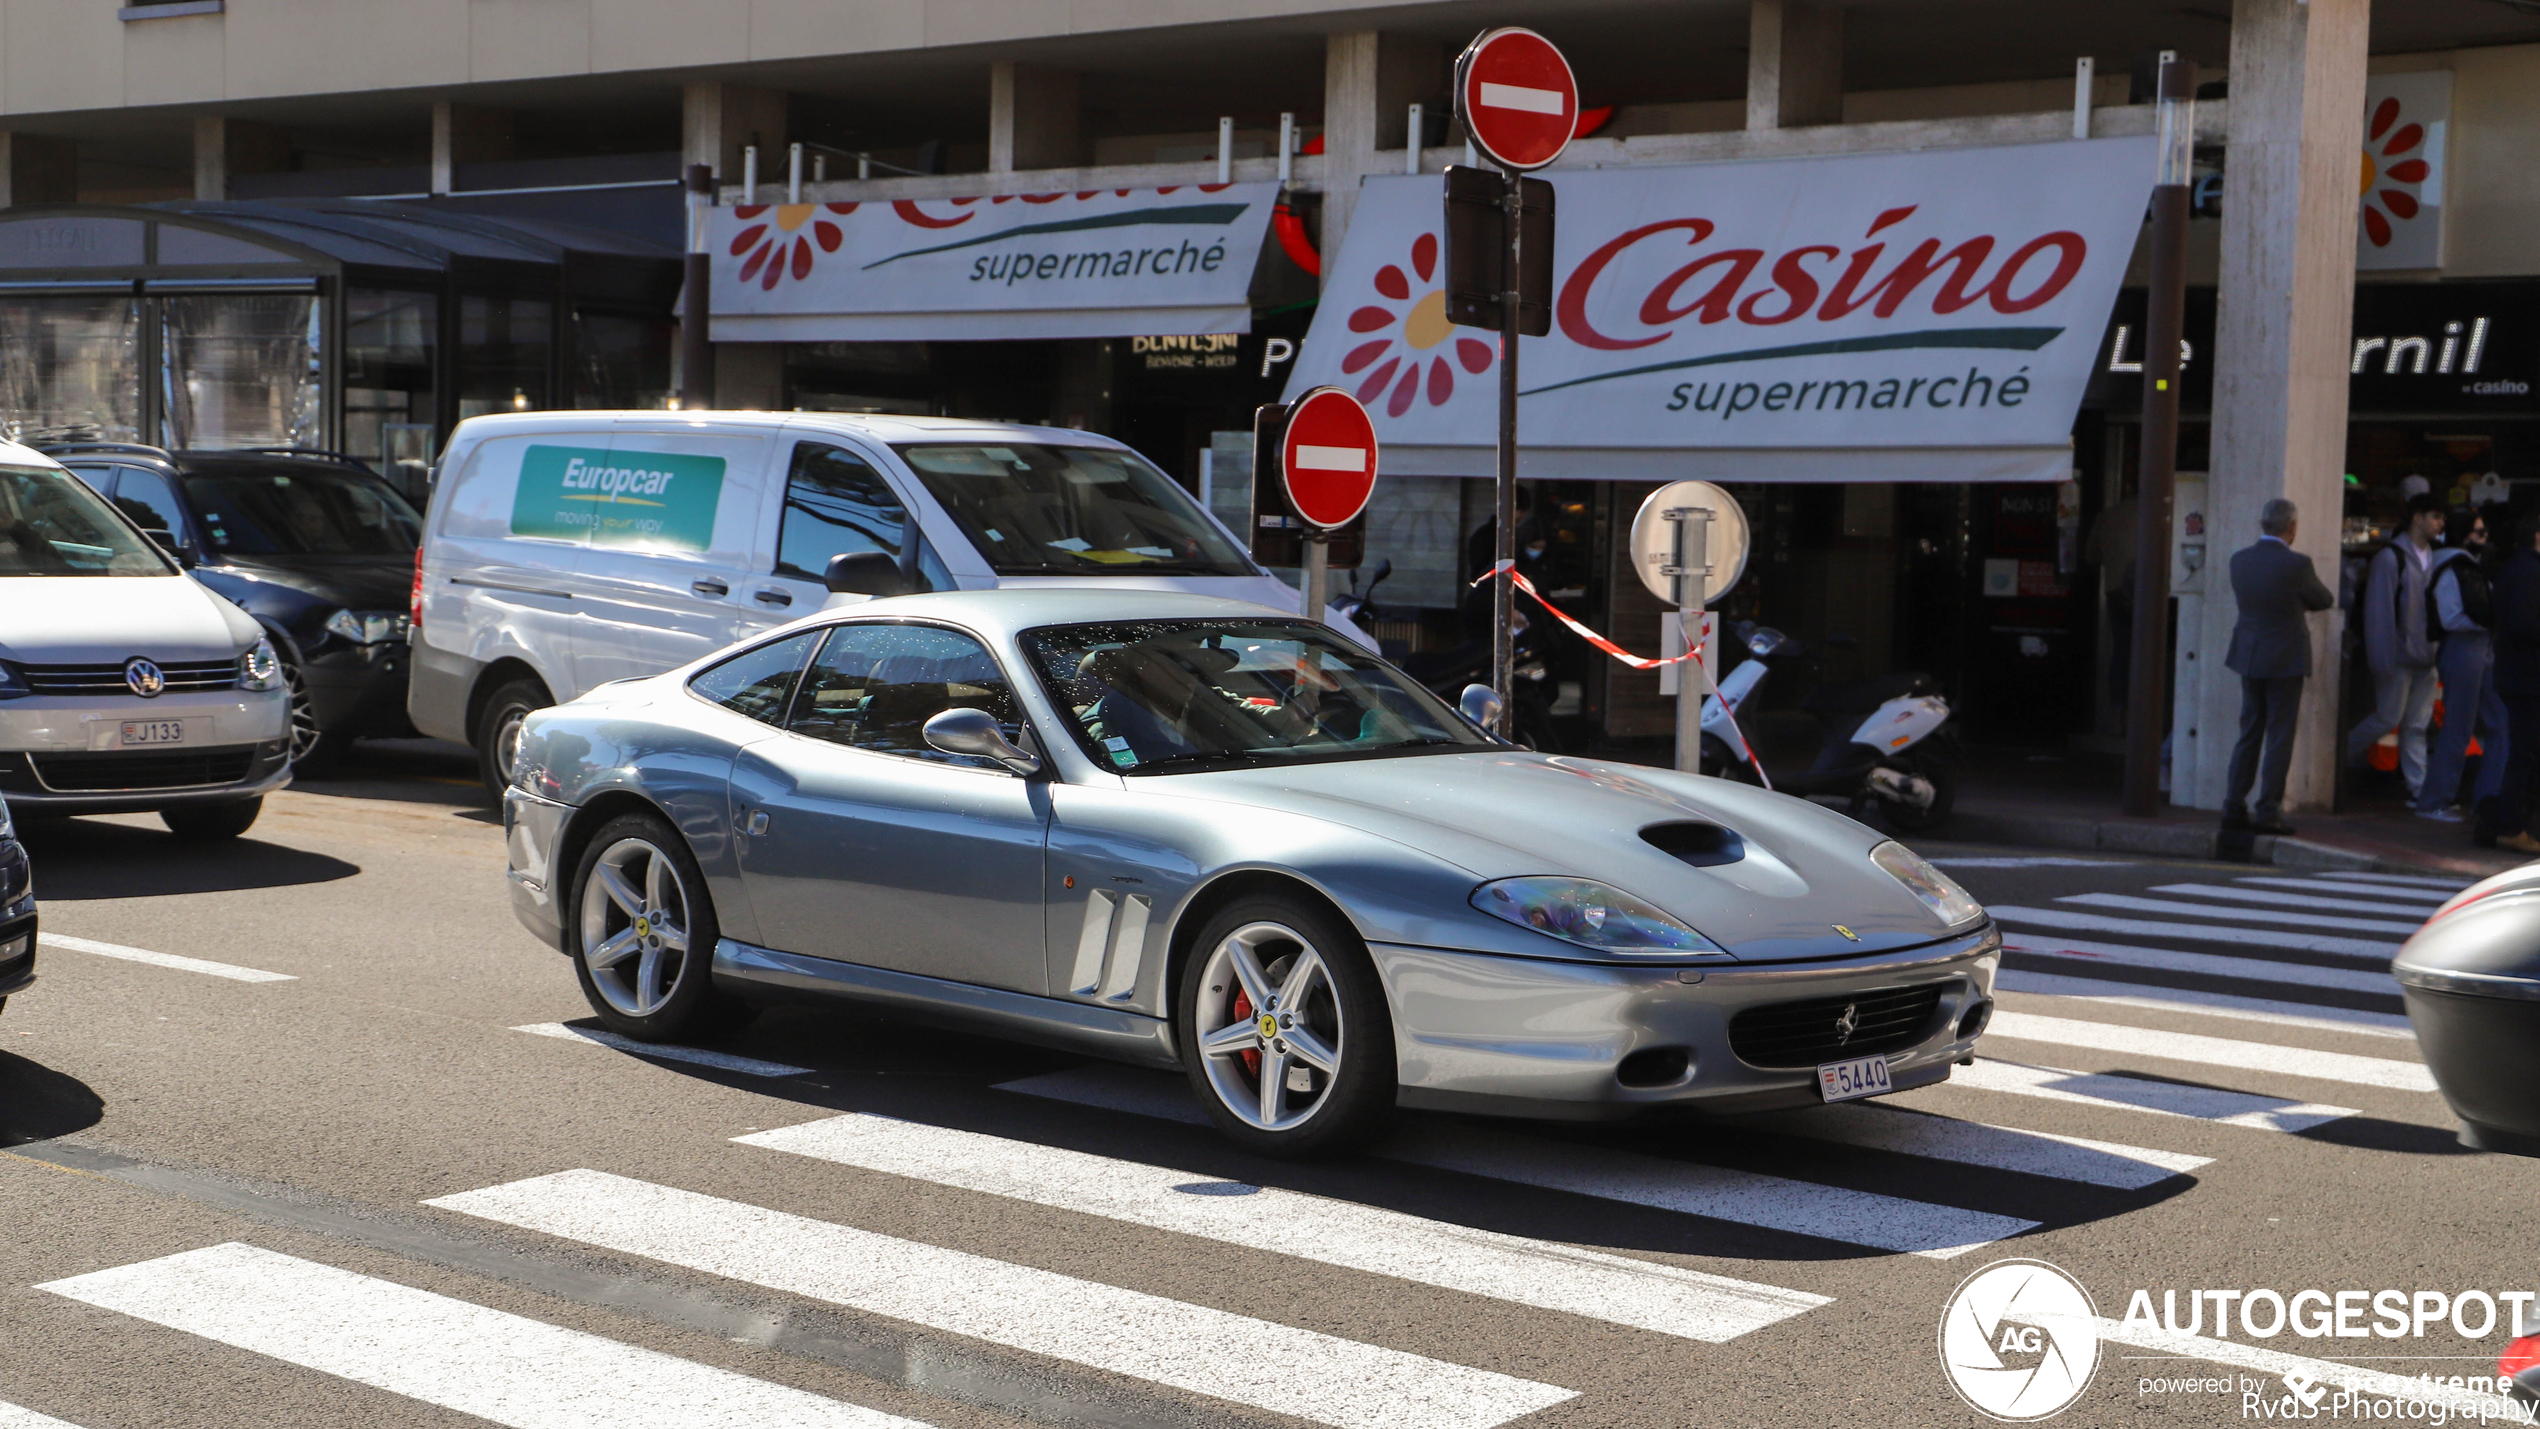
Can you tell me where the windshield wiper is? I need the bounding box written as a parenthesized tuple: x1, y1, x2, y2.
(1122, 749, 1294, 775)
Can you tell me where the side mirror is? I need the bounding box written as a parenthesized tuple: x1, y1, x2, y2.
(826, 551, 907, 598)
(922, 707, 1042, 776)
(1459, 684, 1504, 731)
(144, 529, 195, 568)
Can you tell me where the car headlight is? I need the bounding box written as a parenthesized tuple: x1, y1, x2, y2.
(1471, 876, 1727, 957)
(0, 662, 26, 700)
(1870, 840, 1985, 927)
(238, 637, 283, 692)
(326, 609, 411, 645)
(0, 795, 13, 840)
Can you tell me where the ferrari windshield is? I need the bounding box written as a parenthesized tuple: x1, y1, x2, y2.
(1021, 619, 1490, 774)
(893, 443, 1254, 577)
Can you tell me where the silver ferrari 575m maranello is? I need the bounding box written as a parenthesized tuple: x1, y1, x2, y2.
(502, 588, 1999, 1156)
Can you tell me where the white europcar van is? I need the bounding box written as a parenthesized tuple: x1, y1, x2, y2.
(409, 410, 1363, 794)
(0, 439, 293, 839)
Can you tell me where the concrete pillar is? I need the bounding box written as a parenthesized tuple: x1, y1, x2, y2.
(1747, 0, 1844, 131)
(0, 132, 77, 208)
(193, 117, 290, 201)
(988, 62, 1080, 173)
(2182, 0, 2371, 813)
(430, 102, 515, 196)
(682, 83, 787, 183)
(1321, 31, 1443, 288)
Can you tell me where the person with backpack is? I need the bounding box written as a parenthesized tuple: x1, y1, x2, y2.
(2416, 506, 2497, 821)
(2348, 493, 2446, 800)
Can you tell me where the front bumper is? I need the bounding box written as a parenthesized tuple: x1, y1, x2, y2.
(0, 688, 292, 815)
(504, 782, 573, 952)
(301, 639, 416, 739)
(0, 878, 36, 1002)
(1372, 924, 1999, 1119)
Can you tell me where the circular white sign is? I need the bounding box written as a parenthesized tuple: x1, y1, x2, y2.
(1938, 1259, 2102, 1422)
(1627, 481, 1750, 605)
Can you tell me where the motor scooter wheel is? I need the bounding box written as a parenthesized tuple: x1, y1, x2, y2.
(1873, 756, 1957, 833)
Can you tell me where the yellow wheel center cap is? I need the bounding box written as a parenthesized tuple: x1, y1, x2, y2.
(635, 917, 652, 938)
(1257, 1014, 1279, 1040)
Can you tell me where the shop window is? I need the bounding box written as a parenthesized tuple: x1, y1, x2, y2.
(161, 293, 322, 450)
(0, 294, 141, 442)
(457, 294, 552, 420)
(572, 309, 672, 411)
(343, 287, 438, 501)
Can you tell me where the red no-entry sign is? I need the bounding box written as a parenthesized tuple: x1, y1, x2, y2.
(1279, 386, 1379, 529)
(1456, 28, 1578, 172)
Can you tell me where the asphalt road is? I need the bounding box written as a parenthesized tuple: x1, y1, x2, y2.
(1, 749, 2532, 1429)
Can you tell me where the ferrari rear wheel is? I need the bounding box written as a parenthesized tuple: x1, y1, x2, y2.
(1178, 895, 1394, 1158)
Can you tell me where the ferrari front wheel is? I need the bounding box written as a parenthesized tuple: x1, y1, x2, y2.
(1178, 895, 1395, 1158)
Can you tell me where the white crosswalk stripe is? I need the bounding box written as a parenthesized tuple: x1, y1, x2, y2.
(1950, 1059, 2360, 1132)
(0, 1402, 88, 1428)
(1995, 969, 2414, 1037)
(1988, 905, 2401, 958)
(2302, 872, 2474, 891)
(1999, 932, 2398, 995)
(513, 1023, 812, 1078)
(2147, 882, 2446, 918)
(2233, 875, 2456, 901)
(1985, 1010, 2437, 1092)
(41, 933, 295, 984)
(1729, 1103, 2210, 1188)
(740, 1113, 1826, 1341)
(2053, 892, 2424, 936)
(39, 1242, 926, 1429)
(431, 1170, 1576, 1429)
(994, 1067, 2038, 1256)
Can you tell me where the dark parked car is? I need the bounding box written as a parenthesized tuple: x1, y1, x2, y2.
(42, 444, 421, 775)
(0, 797, 31, 1016)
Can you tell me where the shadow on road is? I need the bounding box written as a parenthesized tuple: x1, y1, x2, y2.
(14, 819, 360, 899)
(0, 1049, 104, 1146)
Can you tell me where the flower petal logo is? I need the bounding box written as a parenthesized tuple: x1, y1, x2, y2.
(2359, 94, 2433, 250)
(729, 203, 860, 291)
(1940, 1259, 2102, 1421)
(1338, 232, 1496, 418)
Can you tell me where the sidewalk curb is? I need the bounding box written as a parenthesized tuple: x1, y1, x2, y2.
(1946, 809, 2391, 873)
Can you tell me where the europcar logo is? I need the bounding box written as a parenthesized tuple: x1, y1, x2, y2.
(1942, 1258, 2103, 1420)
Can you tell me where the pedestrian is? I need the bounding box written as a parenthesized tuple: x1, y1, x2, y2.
(2222, 497, 2336, 835)
(2415, 506, 2495, 822)
(2346, 493, 2446, 799)
(2477, 514, 2540, 853)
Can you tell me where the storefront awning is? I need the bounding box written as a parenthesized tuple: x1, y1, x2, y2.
(703, 183, 1282, 342)
(1285, 139, 2155, 483)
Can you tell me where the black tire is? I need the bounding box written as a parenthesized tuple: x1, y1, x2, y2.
(1876, 756, 1958, 834)
(1176, 893, 1394, 1159)
(279, 655, 344, 777)
(475, 675, 552, 802)
(162, 797, 263, 841)
(567, 811, 755, 1041)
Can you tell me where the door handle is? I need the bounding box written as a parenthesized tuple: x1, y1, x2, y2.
(753, 588, 793, 608)
(692, 578, 729, 598)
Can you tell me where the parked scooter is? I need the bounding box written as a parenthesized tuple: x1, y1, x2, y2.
(1337, 560, 1563, 751)
(1699, 623, 1958, 832)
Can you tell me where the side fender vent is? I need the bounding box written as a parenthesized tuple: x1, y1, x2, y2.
(1641, 822, 1746, 868)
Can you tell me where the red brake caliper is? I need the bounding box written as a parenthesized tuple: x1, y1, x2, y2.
(1230, 989, 1261, 1077)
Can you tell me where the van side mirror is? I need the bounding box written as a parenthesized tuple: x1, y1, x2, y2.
(825, 551, 907, 598)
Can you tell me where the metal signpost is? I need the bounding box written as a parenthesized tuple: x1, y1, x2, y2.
(1265, 386, 1380, 624)
(1450, 26, 1574, 735)
(2124, 51, 2197, 817)
(1628, 482, 1752, 774)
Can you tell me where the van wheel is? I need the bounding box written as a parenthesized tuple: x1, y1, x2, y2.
(475, 676, 552, 801)
(1178, 895, 1395, 1159)
(162, 798, 262, 841)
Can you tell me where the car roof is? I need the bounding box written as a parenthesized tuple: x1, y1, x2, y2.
(0, 438, 63, 469)
(806, 587, 1306, 643)
(447, 409, 1127, 450)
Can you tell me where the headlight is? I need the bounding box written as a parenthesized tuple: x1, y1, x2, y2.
(325, 609, 410, 645)
(1870, 840, 1985, 927)
(0, 662, 26, 700)
(0, 796, 13, 840)
(1471, 876, 1726, 957)
(238, 637, 283, 692)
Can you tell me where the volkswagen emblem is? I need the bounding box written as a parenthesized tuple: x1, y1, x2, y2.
(1832, 1002, 1860, 1045)
(124, 658, 166, 698)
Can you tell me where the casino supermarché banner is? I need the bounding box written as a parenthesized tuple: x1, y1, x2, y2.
(1286, 138, 2156, 482)
(706, 182, 1281, 342)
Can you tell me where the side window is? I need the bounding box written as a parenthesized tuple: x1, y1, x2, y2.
(112, 468, 190, 545)
(689, 631, 821, 725)
(63, 465, 112, 495)
(790, 623, 1024, 767)
(777, 441, 906, 581)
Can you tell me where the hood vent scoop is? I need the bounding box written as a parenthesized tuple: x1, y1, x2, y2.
(1641, 822, 1746, 868)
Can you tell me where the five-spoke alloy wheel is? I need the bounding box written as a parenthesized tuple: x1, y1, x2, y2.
(569, 812, 752, 1040)
(1179, 896, 1393, 1157)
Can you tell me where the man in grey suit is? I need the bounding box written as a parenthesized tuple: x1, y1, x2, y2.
(2223, 497, 2337, 833)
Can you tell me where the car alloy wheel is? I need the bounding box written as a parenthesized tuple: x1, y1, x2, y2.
(278, 657, 331, 768)
(1193, 921, 1346, 1133)
(579, 836, 694, 1018)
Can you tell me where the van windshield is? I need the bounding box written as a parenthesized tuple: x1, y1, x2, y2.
(0, 464, 175, 576)
(892, 443, 1254, 578)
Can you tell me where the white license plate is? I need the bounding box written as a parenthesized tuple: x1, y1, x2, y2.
(120, 720, 186, 747)
(1817, 1054, 1892, 1103)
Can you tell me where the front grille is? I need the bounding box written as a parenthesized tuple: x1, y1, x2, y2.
(1727, 983, 1946, 1069)
(29, 747, 257, 791)
(19, 659, 237, 695)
